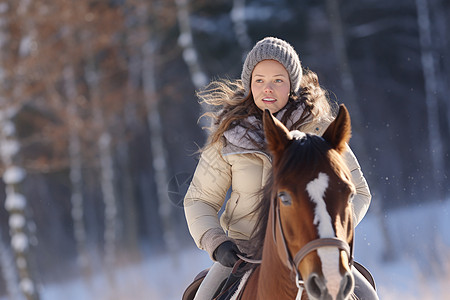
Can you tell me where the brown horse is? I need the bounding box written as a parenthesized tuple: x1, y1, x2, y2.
(238, 105, 356, 300)
(183, 105, 358, 300)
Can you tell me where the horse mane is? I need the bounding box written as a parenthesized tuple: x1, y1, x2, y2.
(246, 133, 347, 261)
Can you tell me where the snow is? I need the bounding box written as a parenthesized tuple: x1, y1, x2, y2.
(182, 48, 198, 65)
(19, 35, 33, 57)
(2, 166, 26, 185)
(25, 248, 211, 300)
(4, 193, 27, 211)
(11, 233, 28, 252)
(354, 199, 450, 300)
(19, 278, 35, 295)
(0, 3, 8, 14)
(1, 200, 449, 300)
(230, 6, 245, 22)
(192, 72, 209, 89)
(1, 121, 16, 136)
(178, 32, 192, 48)
(0, 140, 20, 163)
(8, 214, 26, 230)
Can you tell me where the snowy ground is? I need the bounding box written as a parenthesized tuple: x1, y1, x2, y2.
(2, 199, 449, 300)
(354, 199, 450, 300)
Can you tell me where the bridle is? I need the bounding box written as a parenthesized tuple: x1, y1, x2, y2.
(235, 187, 355, 297)
(271, 191, 354, 291)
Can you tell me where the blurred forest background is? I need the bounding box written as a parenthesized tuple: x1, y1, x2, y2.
(0, 0, 449, 299)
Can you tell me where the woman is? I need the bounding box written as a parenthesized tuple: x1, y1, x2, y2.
(184, 37, 378, 299)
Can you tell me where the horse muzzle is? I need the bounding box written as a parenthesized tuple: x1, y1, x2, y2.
(305, 270, 354, 300)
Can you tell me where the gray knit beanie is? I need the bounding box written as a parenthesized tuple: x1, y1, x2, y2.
(241, 37, 302, 96)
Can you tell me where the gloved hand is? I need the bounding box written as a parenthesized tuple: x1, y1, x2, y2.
(213, 241, 242, 267)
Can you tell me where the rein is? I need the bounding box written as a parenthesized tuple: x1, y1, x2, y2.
(236, 253, 262, 264)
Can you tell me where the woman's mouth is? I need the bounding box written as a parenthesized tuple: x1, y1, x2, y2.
(262, 97, 277, 103)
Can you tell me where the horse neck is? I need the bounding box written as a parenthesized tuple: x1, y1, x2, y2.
(256, 202, 298, 299)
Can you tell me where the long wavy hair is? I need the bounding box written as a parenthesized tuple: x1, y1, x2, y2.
(197, 68, 337, 150)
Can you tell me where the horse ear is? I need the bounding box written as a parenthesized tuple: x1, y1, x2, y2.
(263, 109, 292, 155)
(322, 104, 352, 154)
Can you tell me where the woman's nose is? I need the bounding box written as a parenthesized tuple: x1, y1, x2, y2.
(264, 84, 273, 93)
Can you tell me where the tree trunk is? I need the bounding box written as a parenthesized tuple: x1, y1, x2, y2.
(0, 227, 23, 300)
(112, 7, 147, 262)
(63, 65, 93, 283)
(176, 0, 209, 89)
(326, 0, 364, 139)
(231, 0, 252, 59)
(142, 38, 179, 259)
(124, 1, 164, 248)
(0, 1, 40, 297)
(115, 122, 141, 261)
(415, 0, 445, 199)
(0, 109, 40, 300)
(175, 0, 210, 133)
(84, 63, 118, 287)
(429, 0, 450, 164)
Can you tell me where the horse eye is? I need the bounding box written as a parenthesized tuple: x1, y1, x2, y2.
(278, 191, 292, 206)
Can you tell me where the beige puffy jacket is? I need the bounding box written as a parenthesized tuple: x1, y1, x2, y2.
(184, 120, 371, 259)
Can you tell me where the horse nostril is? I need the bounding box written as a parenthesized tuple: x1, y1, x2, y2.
(341, 272, 354, 298)
(306, 273, 326, 298)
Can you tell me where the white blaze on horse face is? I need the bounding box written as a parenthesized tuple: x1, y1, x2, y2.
(306, 172, 342, 299)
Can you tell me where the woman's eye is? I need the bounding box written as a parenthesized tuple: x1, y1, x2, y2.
(255, 79, 263, 83)
(278, 191, 292, 206)
(275, 79, 283, 83)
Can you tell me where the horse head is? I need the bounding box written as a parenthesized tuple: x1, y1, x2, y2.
(263, 104, 355, 300)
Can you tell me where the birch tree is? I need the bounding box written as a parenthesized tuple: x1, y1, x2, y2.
(0, 1, 40, 299)
(415, 0, 445, 198)
(0, 227, 23, 300)
(74, 2, 139, 268)
(82, 60, 119, 286)
(76, 3, 129, 284)
(63, 64, 92, 282)
(143, 40, 178, 254)
(110, 1, 152, 261)
(176, 0, 209, 90)
(58, 2, 93, 282)
(135, 0, 180, 258)
(427, 0, 449, 160)
(231, 0, 252, 58)
(0, 107, 40, 300)
(0, 4, 23, 300)
(25, 0, 95, 286)
(325, 0, 363, 129)
(175, 0, 211, 134)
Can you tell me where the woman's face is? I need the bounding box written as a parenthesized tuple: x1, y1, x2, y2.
(251, 59, 291, 114)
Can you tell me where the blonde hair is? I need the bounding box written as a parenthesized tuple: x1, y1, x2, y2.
(198, 68, 336, 149)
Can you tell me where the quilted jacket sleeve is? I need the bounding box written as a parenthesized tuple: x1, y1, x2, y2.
(184, 142, 233, 258)
(343, 145, 372, 226)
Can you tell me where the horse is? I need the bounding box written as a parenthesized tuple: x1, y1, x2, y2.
(184, 104, 359, 300)
(240, 104, 356, 300)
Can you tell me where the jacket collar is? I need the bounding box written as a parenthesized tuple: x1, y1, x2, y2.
(222, 103, 307, 156)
